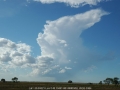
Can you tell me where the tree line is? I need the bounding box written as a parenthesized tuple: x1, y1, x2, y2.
(1, 76, 120, 86)
(99, 77, 119, 86)
(1, 77, 18, 83)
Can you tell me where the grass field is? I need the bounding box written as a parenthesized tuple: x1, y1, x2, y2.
(0, 81, 120, 90)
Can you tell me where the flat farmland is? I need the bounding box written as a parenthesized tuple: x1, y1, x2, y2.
(0, 82, 120, 90)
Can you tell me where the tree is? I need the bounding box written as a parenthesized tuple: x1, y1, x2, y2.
(12, 78, 14, 82)
(14, 77, 18, 82)
(99, 81, 102, 85)
(88, 82, 93, 85)
(1, 78, 5, 82)
(113, 77, 119, 86)
(114, 77, 119, 81)
(103, 77, 119, 86)
(104, 78, 113, 85)
(103, 80, 107, 84)
(106, 78, 110, 85)
(68, 80, 72, 83)
(12, 77, 18, 82)
(118, 81, 120, 84)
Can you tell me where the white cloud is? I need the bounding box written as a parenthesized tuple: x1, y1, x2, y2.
(33, 0, 110, 8)
(83, 65, 97, 73)
(0, 38, 35, 67)
(0, 9, 112, 81)
(36, 9, 109, 78)
(65, 66, 72, 70)
(59, 69, 66, 73)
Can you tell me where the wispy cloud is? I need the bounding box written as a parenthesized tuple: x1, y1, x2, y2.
(0, 0, 31, 18)
(32, 0, 110, 8)
(83, 65, 97, 73)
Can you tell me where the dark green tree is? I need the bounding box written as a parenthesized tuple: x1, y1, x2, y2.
(113, 77, 119, 86)
(68, 80, 72, 83)
(106, 78, 111, 85)
(114, 77, 119, 81)
(104, 77, 119, 86)
(99, 81, 102, 84)
(103, 80, 107, 84)
(12, 77, 18, 82)
(1, 78, 5, 82)
(104, 78, 113, 85)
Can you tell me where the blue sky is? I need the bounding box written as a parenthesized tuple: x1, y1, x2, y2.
(0, 0, 120, 83)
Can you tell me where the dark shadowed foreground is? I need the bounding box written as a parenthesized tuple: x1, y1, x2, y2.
(0, 81, 120, 90)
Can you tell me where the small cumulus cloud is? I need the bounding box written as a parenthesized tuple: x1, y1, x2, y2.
(65, 67, 72, 70)
(59, 69, 66, 73)
(0, 38, 36, 67)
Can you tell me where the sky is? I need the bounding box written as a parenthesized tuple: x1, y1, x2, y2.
(0, 0, 120, 83)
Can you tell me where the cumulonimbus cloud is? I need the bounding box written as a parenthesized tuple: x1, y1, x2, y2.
(0, 9, 112, 81)
(36, 9, 110, 77)
(33, 0, 110, 7)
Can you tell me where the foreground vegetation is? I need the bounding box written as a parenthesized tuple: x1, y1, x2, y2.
(0, 77, 120, 90)
(0, 81, 120, 90)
